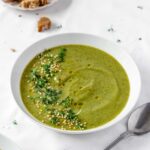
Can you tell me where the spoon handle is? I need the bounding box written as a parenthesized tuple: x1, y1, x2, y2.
(104, 131, 134, 150)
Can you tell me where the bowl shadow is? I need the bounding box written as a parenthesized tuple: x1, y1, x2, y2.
(39, 0, 73, 14)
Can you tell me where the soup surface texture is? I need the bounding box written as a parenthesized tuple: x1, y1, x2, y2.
(21, 45, 130, 130)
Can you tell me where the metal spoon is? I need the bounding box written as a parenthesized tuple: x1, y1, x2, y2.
(104, 103, 150, 150)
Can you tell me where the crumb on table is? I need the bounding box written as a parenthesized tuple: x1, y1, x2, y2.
(38, 17, 52, 32)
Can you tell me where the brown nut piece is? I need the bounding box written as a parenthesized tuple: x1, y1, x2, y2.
(38, 17, 52, 32)
(4, 0, 20, 3)
(19, 0, 48, 8)
(20, 0, 39, 8)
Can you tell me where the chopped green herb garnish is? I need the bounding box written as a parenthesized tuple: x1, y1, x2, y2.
(30, 68, 40, 80)
(35, 77, 47, 89)
(43, 64, 51, 74)
(66, 109, 77, 121)
(60, 97, 72, 108)
(50, 117, 59, 125)
(26, 47, 87, 130)
(57, 48, 67, 62)
(30, 69, 47, 89)
(42, 88, 61, 105)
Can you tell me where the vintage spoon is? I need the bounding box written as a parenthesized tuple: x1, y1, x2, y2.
(104, 103, 150, 150)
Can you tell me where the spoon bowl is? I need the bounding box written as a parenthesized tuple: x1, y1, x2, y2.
(128, 103, 150, 135)
(105, 103, 150, 150)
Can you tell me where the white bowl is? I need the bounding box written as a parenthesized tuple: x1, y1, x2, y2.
(0, 0, 58, 11)
(11, 33, 141, 134)
(0, 134, 21, 150)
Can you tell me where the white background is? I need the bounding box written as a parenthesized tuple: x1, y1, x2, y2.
(0, 0, 150, 150)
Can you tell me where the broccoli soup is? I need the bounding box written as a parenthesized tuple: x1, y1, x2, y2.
(20, 45, 130, 130)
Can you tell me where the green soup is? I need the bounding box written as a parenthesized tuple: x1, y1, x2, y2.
(20, 45, 130, 130)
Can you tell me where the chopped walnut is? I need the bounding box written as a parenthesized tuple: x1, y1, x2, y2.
(38, 17, 52, 32)
(19, 0, 48, 8)
(20, 0, 39, 8)
(4, 0, 20, 3)
(40, 0, 48, 6)
(4, 0, 48, 8)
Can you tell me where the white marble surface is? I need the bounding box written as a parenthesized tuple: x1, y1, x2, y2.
(0, 0, 150, 150)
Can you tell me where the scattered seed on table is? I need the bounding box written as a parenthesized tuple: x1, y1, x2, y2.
(56, 24, 62, 29)
(116, 39, 121, 43)
(10, 48, 16, 52)
(137, 6, 143, 10)
(107, 27, 114, 32)
(12, 120, 18, 125)
(138, 37, 142, 40)
(18, 14, 22, 17)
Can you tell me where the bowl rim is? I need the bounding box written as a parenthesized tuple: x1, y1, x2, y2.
(10, 32, 141, 134)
